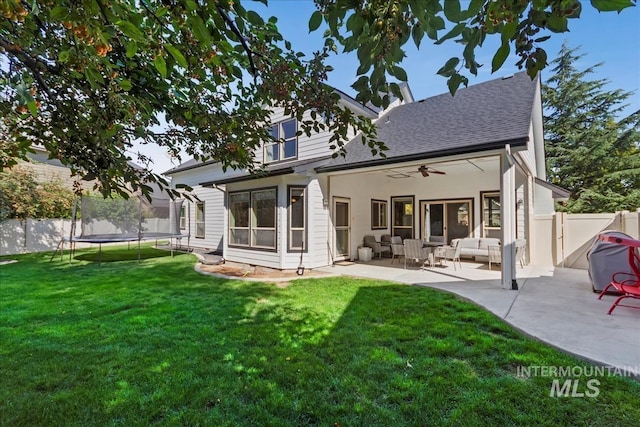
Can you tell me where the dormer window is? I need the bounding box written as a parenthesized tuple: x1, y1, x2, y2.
(264, 119, 297, 164)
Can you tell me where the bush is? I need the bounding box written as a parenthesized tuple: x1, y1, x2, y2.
(0, 166, 75, 220)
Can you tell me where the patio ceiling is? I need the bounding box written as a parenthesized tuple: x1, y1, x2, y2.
(326, 154, 501, 180)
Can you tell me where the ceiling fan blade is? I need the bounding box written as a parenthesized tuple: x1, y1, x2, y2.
(418, 165, 445, 176)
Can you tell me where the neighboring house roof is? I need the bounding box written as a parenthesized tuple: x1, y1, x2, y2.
(163, 157, 214, 175)
(316, 71, 539, 173)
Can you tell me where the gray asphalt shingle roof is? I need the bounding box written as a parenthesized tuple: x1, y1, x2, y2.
(317, 71, 539, 172)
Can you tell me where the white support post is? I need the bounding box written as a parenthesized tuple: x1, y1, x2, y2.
(501, 147, 518, 290)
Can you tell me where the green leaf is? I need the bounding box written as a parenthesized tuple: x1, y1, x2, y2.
(154, 55, 167, 79)
(58, 50, 70, 63)
(246, 10, 264, 26)
(116, 20, 146, 43)
(125, 41, 138, 58)
(411, 25, 424, 48)
(501, 21, 518, 42)
(465, 0, 485, 18)
(185, 0, 198, 11)
(492, 43, 510, 73)
(84, 67, 104, 89)
(547, 14, 569, 32)
(435, 22, 465, 45)
(165, 44, 187, 68)
(590, 0, 635, 12)
(155, 7, 169, 17)
(392, 65, 408, 82)
(444, 0, 461, 23)
(191, 16, 211, 45)
(309, 11, 323, 32)
(118, 79, 132, 91)
(437, 57, 460, 77)
(447, 73, 468, 95)
(49, 6, 68, 20)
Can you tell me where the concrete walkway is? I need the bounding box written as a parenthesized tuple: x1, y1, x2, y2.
(317, 261, 640, 373)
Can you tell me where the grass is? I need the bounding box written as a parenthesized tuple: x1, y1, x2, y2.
(1, 245, 639, 426)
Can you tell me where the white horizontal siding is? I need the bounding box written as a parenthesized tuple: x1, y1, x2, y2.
(179, 185, 224, 252)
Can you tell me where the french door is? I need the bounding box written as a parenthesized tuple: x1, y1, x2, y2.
(333, 197, 351, 260)
(420, 199, 472, 243)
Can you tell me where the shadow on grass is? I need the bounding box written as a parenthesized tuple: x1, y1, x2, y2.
(1, 253, 639, 426)
(71, 246, 173, 263)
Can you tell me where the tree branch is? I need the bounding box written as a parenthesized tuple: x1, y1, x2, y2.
(215, 4, 258, 78)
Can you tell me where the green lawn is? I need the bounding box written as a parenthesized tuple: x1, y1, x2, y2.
(1, 245, 639, 426)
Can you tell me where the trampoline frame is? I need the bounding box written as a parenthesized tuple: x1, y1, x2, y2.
(50, 196, 190, 265)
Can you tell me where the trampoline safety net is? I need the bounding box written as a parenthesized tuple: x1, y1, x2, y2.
(78, 195, 184, 241)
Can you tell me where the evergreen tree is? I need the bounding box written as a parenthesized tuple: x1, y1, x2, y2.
(543, 44, 640, 213)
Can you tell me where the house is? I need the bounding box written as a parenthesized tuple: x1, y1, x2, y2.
(165, 71, 565, 288)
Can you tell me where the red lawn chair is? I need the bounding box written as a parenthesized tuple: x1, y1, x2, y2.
(597, 234, 640, 315)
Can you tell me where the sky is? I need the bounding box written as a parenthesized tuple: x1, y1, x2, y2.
(140, 1, 640, 174)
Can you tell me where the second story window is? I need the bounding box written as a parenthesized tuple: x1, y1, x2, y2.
(264, 119, 297, 163)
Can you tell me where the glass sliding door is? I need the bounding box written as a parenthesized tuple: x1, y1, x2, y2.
(421, 199, 472, 243)
(391, 196, 414, 240)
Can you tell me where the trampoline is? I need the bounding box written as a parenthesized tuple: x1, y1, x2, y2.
(52, 195, 189, 264)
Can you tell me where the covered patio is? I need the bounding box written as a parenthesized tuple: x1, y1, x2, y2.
(317, 261, 640, 373)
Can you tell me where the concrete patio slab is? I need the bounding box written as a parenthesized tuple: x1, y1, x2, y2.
(317, 260, 640, 373)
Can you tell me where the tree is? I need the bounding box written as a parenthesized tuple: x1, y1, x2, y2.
(0, 166, 75, 220)
(543, 44, 640, 213)
(1, 1, 635, 198)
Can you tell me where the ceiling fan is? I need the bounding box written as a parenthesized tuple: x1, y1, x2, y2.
(418, 165, 446, 177)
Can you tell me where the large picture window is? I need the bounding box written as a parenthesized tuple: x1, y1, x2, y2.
(371, 199, 387, 230)
(288, 187, 306, 251)
(229, 188, 277, 250)
(264, 119, 297, 163)
(195, 202, 205, 238)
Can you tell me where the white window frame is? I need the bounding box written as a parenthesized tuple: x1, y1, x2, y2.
(264, 119, 297, 164)
(195, 202, 205, 238)
(288, 186, 306, 252)
(482, 191, 501, 236)
(371, 199, 388, 230)
(179, 204, 188, 230)
(228, 188, 277, 250)
(229, 192, 250, 247)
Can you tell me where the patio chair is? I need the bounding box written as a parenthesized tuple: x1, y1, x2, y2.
(488, 245, 501, 271)
(403, 239, 431, 269)
(363, 235, 391, 259)
(390, 236, 404, 264)
(435, 239, 462, 270)
(515, 239, 527, 268)
(596, 234, 640, 314)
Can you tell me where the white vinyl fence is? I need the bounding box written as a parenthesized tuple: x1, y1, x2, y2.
(1, 219, 77, 255)
(532, 209, 640, 269)
(3, 210, 640, 267)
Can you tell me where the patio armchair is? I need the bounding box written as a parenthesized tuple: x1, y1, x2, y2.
(403, 239, 432, 269)
(488, 239, 527, 271)
(434, 239, 463, 270)
(390, 236, 404, 264)
(488, 245, 501, 271)
(515, 239, 527, 268)
(363, 235, 391, 259)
